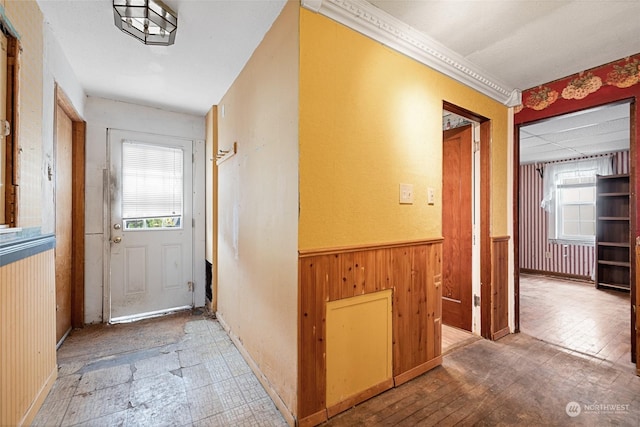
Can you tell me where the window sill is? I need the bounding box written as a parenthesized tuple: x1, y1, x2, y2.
(549, 239, 594, 247)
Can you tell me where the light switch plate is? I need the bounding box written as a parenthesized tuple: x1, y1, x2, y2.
(427, 187, 435, 205)
(399, 183, 413, 204)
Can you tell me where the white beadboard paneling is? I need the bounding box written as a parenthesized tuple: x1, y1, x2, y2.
(1, 250, 57, 426)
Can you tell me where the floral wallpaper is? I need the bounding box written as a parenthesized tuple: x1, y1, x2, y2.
(515, 54, 640, 115)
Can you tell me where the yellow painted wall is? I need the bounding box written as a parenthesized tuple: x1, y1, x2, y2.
(4, 0, 44, 228)
(215, 1, 299, 420)
(299, 8, 509, 250)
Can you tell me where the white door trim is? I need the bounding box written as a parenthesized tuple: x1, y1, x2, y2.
(472, 122, 482, 335)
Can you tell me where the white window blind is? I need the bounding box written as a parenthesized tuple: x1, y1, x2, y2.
(122, 141, 183, 220)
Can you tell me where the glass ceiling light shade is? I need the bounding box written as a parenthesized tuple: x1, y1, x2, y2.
(113, 0, 177, 46)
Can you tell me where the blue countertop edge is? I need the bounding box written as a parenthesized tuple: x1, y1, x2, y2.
(0, 230, 56, 267)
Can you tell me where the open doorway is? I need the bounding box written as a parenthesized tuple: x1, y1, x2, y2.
(441, 106, 481, 353)
(518, 101, 633, 368)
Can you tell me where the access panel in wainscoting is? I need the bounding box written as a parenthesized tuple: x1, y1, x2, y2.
(298, 239, 443, 426)
(326, 290, 393, 413)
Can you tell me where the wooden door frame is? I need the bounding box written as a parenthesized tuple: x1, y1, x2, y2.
(55, 84, 86, 329)
(4, 35, 20, 226)
(443, 102, 493, 338)
(207, 106, 219, 313)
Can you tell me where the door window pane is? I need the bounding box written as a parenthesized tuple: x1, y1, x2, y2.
(122, 141, 183, 230)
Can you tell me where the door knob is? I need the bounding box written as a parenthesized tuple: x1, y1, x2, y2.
(113, 236, 122, 243)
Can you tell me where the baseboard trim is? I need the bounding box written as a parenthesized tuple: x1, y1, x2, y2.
(298, 409, 328, 427)
(216, 313, 296, 427)
(491, 326, 510, 341)
(394, 356, 442, 387)
(326, 378, 394, 419)
(520, 269, 591, 282)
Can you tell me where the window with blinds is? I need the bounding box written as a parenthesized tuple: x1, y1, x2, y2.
(122, 141, 183, 230)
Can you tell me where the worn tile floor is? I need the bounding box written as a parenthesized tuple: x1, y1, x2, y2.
(33, 310, 287, 427)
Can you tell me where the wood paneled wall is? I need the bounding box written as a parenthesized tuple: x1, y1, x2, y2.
(491, 237, 510, 340)
(1, 250, 57, 426)
(298, 239, 443, 425)
(519, 151, 629, 279)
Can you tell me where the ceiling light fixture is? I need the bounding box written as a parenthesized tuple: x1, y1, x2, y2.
(113, 0, 177, 46)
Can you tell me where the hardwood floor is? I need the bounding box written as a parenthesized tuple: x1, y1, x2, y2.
(324, 333, 640, 425)
(520, 273, 632, 370)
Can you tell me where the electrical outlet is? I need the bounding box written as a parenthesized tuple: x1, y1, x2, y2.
(427, 187, 435, 205)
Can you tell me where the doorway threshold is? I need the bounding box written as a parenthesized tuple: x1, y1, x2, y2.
(442, 324, 480, 355)
(109, 305, 192, 324)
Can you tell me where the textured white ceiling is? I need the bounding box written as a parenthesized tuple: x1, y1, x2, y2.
(369, 0, 640, 91)
(36, 0, 287, 116)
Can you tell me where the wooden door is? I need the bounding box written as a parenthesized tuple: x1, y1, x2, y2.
(442, 125, 473, 331)
(55, 104, 73, 343)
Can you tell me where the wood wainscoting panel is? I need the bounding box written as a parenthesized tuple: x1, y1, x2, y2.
(393, 243, 443, 380)
(491, 236, 510, 340)
(298, 255, 328, 424)
(298, 239, 443, 423)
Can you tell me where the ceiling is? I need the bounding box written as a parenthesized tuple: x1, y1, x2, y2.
(368, 1, 640, 92)
(519, 102, 630, 164)
(37, 1, 640, 161)
(36, 0, 288, 116)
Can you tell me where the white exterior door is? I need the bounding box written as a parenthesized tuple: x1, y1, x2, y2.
(108, 129, 194, 322)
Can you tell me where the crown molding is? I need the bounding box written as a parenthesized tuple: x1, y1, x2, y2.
(301, 0, 522, 107)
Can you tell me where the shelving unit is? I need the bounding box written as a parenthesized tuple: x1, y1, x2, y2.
(595, 174, 630, 291)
